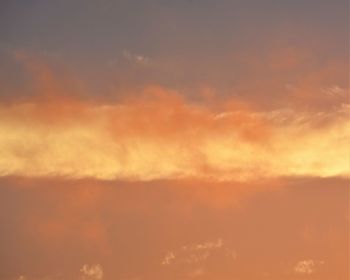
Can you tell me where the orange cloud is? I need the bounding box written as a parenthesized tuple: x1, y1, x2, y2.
(0, 51, 348, 182)
(0, 88, 348, 182)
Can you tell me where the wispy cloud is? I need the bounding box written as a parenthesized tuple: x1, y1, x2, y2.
(80, 264, 104, 280)
(161, 238, 236, 266)
(122, 50, 150, 65)
(294, 259, 324, 275)
(14, 265, 104, 280)
(321, 85, 347, 97)
(162, 251, 176, 265)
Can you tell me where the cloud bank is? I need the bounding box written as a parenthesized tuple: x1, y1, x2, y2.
(0, 88, 348, 182)
(0, 51, 348, 182)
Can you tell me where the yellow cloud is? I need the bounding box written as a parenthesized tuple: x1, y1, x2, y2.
(0, 89, 348, 182)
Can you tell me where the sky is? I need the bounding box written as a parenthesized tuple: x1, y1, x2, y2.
(0, 1, 349, 280)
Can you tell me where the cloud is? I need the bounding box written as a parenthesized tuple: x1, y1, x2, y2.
(13, 265, 104, 280)
(294, 259, 324, 275)
(80, 264, 104, 280)
(294, 260, 315, 274)
(161, 238, 236, 266)
(193, 239, 223, 250)
(0, 90, 348, 182)
(162, 251, 176, 265)
(122, 50, 150, 65)
(321, 85, 346, 97)
(0, 51, 348, 183)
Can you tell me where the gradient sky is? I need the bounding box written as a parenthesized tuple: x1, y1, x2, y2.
(0, 1, 349, 280)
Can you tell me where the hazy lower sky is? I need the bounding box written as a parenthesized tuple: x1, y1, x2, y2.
(0, 1, 348, 280)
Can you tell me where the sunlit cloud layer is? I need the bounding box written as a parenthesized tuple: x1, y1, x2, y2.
(0, 89, 348, 181)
